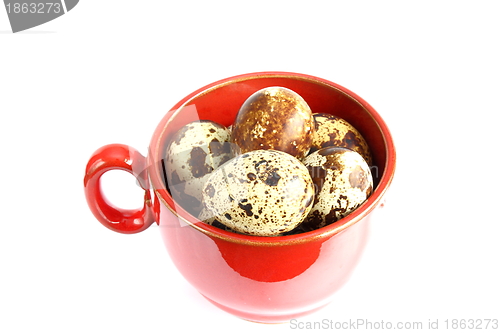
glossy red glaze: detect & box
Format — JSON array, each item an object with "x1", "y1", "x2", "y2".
[
  {"x1": 84, "y1": 144, "x2": 155, "y2": 234},
  {"x1": 84, "y1": 72, "x2": 396, "y2": 323}
]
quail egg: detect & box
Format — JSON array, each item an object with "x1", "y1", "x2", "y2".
[
  {"x1": 198, "y1": 206, "x2": 236, "y2": 232},
  {"x1": 165, "y1": 120, "x2": 234, "y2": 216},
  {"x1": 311, "y1": 113, "x2": 372, "y2": 165},
  {"x1": 302, "y1": 147, "x2": 373, "y2": 231},
  {"x1": 202, "y1": 149, "x2": 315, "y2": 236},
  {"x1": 231, "y1": 87, "x2": 315, "y2": 160}
]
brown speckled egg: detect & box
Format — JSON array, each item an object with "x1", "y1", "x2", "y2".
[
  {"x1": 165, "y1": 120, "x2": 234, "y2": 216},
  {"x1": 311, "y1": 113, "x2": 372, "y2": 166},
  {"x1": 231, "y1": 87, "x2": 315, "y2": 160},
  {"x1": 202, "y1": 150, "x2": 314, "y2": 236},
  {"x1": 302, "y1": 147, "x2": 373, "y2": 231}
]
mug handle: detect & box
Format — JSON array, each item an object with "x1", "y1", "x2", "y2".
[{"x1": 84, "y1": 144, "x2": 156, "y2": 234}]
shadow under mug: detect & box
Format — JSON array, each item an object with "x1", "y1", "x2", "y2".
[{"x1": 84, "y1": 72, "x2": 396, "y2": 323}]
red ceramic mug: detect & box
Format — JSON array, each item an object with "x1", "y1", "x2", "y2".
[{"x1": 84, "y1": 72, "x2": 396, "y2": 323}]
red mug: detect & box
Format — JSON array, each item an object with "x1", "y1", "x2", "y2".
[{"x1": 84, "y1": 72, "x2": 396, "y2": 323}]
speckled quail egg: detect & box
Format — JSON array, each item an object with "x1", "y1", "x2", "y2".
[
  {"x1": 231, "y1": 87, "x2": 315, "y2": 160},
  {"x1": 311, "y1": 113, "x2": 372, "y2": 166},
  {"x1": 302, "y1": 147, "x2": 373, "y2": 231},
  {"x1": 202, "y1": 149, "x2": 315, "y2": 236},
  {"x1": 199, "y1": 204, "x2": 306, "y2": 236},
  {"x1": 198, "y1": 206, "x2": 236, "y2": 232},
  {"x1": 165, "y1": 120, "x2": 234, "y2": 216}
]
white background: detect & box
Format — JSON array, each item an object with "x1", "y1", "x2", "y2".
[{"x1": 1, "y1": 1, "x2": 499, "y2": 332}]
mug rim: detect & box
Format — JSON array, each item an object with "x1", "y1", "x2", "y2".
[{"x1": 148, "y1": 71, "x2": 396, "y2": 246}]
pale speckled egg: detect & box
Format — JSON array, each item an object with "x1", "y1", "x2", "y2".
[
  {"x1": 202, "y1": 150, "x2": 315, "y2": 236},
  {"x1": 199, "y1": 205, "x2": 306, "y2": 236},
  {"x1": 311, "y1": 113, "x2": 373, "y2": 166},
  {"x1": 302, "y1": 147, "x2": 373, "y2": 231},
  {"x1": 198, "y1": 206, "x2": 236, "y2": 232},
  {"x1": 165, "y1": 120, "x2": 234, "y2": 216},
  {"x1": 231, "y1": 87, "x2": 315, "y2": 160}
]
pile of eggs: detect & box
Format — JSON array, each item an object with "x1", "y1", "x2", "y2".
[{"x1": 164, "y1": 87, "x2": 373, "y2": 236}]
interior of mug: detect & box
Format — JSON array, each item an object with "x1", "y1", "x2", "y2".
[{"x1": 149, "y1": 72, "x2": 395, "y2": 242}]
